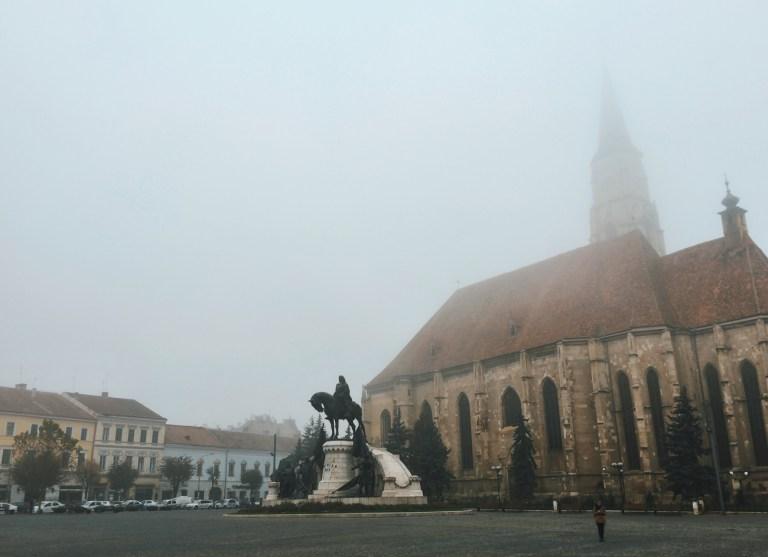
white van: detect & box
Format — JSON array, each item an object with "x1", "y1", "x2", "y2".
[{"x1": 164, "y1": 496, "x2": 193, "y2": 509}]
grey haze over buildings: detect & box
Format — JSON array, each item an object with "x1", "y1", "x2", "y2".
[{"x1": 0, "y1": 2, "x2": 766, "y2": 429}]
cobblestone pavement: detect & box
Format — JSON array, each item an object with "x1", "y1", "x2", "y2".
[{"x1": 1, "y1": 509, "x2": 766, "y2": 557}]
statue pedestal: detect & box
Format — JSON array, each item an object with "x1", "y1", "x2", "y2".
[
  {"x1": 308, "y1": 440, "x2": 354, "y2": 499},
  {"x1": 264, "y1": 481, "x2": 280, "y2": 503}
]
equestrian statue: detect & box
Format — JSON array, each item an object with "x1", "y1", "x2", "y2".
[{"x1": 309, "y1": 375, "x2": 366, "y2": 440}]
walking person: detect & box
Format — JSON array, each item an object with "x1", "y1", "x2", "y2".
[{"x1": 593, "y1": 500, "x2": 607, "y2": 542}]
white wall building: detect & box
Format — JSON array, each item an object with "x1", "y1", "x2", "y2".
[{"x1": 162, "y1": 425, "x2": 294, "y2": 501}]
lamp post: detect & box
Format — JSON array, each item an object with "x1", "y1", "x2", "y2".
[
  {"x1": 729, "y1": 469, "x2": 750, "y2": 508},
  {"x1": 490, "y1": 464, "x2": 503, "y2": 509},
  {"x1": 611, "y1": 461, "x2": 625, "y2": 513}
]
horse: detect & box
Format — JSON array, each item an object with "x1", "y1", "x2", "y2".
[{"x1": 309, "y1": 392, "x2": 366, "y2": 440}]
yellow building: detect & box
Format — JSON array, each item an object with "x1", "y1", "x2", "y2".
[{"x1": 0, "y1": 384, "x2": 97, "y2": 504}]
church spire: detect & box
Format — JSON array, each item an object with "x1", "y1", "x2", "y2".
[
  {"x1": 589, "y1": 74, "x2": 666, "y2": 255},
  {"x1": 596, "y1": 72, "x2": 636, "y2": 158}
]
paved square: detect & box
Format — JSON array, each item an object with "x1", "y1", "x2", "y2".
[{"x1": 0, "y1": 510, "x2": 765, "y2": 556}]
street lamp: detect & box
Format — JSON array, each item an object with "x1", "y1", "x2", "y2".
[
  {"x1": 610, "y1": 462, "x2": 625, "y2": 514},
  {"x1": 490, "y1": 465, "x2": 503, "y2": 509}
]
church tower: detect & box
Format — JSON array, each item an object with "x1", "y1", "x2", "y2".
[{"x1": 590, "y1": 77, "x2": 666, "y2": 254}]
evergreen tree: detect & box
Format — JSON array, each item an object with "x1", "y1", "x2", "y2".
[
  {"x1": 408, "y1": 406, "x2": 452, "y2": 500},
  {"x1": 510, "y1": 419, "x2": 537, "y2": 500},
  {"x1": 663, "y1": 388, "x2": 714, "y2": 502},
  {"x1": 385, "y1": 410, "x2": 411, "y2": 464}
]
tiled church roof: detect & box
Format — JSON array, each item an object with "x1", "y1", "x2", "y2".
[{"x1": 367, "y1": 230, "x2": 768, "y2": 387}]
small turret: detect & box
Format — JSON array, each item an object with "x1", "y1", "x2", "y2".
[{"x1": 720, "y1": 176, "x2": 748, "y2": 250}]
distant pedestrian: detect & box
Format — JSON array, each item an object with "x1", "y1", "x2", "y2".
[{"x1": 593, "y1": 501, "x2": 607, "y2": 542}]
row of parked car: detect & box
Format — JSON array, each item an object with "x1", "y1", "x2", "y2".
[{"x1": 0, "y1": 497, "x2": 244, "y2": 514}]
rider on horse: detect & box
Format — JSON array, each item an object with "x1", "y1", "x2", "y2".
[{"x1": 334, "y1": 375, "x2": 354, "y2": 419}]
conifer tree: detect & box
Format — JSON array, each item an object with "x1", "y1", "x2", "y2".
[
  {"x1": 510, "y1": 419, "x2": 537, "y2": 500},
  {"x1": 663, "y1": 388, "x2": 714, "y2": 502},
  {"x1": 408, "y1": 407, "x2": 452, "y2": 500},
  {"x1": 385, "y1": 410, "x2": 411, "y2": 464}
]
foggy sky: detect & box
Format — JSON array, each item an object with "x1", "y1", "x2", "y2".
[{"x1": 1, "y1": 2, "x2": 766, "y2": 430}]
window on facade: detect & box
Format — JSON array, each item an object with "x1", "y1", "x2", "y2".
[
  {"x1": 112, "y1": 455, "x2": 120, "y2": 467},
  {"x1": 617, "y1": 371, "x2": 641, "y2": 470},
  {"x1": 458, "y1": 393, "x2": 473, "y2": 470},
  {"x1": 151, "y1": 430, "x2": 159, "y2": 444},
  {"x1": 704, "y1": 364, "x2": 731, "y2": 468},
  {"x1": 647, "y1": 368, "x2": 668, "y2": 466},
  {"x1": 128, "y1": 429, "x2": 135, "y2": 443},
  {"x1": 65, "y1": 426, "x2": 72, "y2": 438},
  {"x1": 265, "y1": 462, "x2": 271, "y2": 477},
  {"x1": 542, "y1": 378, "x2": 563, "y2": 450},
  {"x1": 30, "y1": 424, "x2": 38, "y2": 436},
  {"x1": 741, "y1": 360, "x2": 768, "y2": 466},
  {"x1": 77, "y1": 452, "x2": 85, "y2": 466},
  {"x1": 197, "y1": 460, "x2": 203, "y2": 477},
  {"x1": 418, "y1": 401, "x2": 431, "y2": 423},
  {"x1": 140, "y1": 429, "x2": 147, "y2": 444},
  {"x1": 240, "y1": 462, "x2": 247, "y2": 477},
  {"x1": 115, "y1": 427, "x2": 123, "y2": 442},
  {"x1": 228, "y1": 461, "x2": 235, "y2": 477},
  {"x1": 380, "y1": 410, "x2": 391, "y2": 443},
  {"x1": 125, "y1": 455, "x2": 133, "y2": 468},
  {"x1": 1, "y1": 449, "x2": 11, "y2": 466},
  {"x1": 138, "y1": 456, "x2": 145, "y2": 472},
  {"x1": 80, "y1": 428, "x2": 88, "y2": 441},
  {"x1": 5, "y1": 422, "x2": 14, "y2": 436},
  {"x1": 102, "y1": 427, "x2": 110, "y2": 441},
  {"x1": 149, "y1": 457, "x2": 156, "y2": 473},
  {"x1": 502, "y1": 387, "x2": 523, "y2": 428},
  {"x1": 99, "y1": 455, "x2": 107, "y2": 471}
]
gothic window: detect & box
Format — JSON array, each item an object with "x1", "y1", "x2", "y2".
[
  {"x1": 704, "y1": 364, "x2": 731, "y2": 468},
  {"x1": 501, "y1": 387, "x2": 523, "y2": 428},
  {"x1": 380, "y1": 410, "x2": 391, "y2": 443},
  {"x1": 617, "y1": 371, "x2": 641, "y2": 470},
  {"x1": 458, "y1": 393, "x2": 474, "y2": 470},
  {"x1": 646, "y1": 368, "x2": 668, "y2": 466},
  {"x1": 740, "y1": 361, "x2": 768, "y2": 466},
  {"x1": 420, "y1": 400, "x2": 433, "y2": 422},
  {"x1": 542, "y1": 378, "x2": 562, "y2": 450}
]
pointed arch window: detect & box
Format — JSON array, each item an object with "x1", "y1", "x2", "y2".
[
  {"x1": 502, "y1": 387, "x2": 523, "y2": 428},
  {"x1": 740, "y1": 361, "x2": 768, "y2": 466},
  {"x1": 458, "y1": 393, "x2": 474, "y2": 470},
  {"x1": 617, "y1": 371, "x2": 641, "y2": 470},
  {"x1": 420, "y1": 400, "x2": 433, "y2": 423},
  {"x1": 704, "y1": 364, "x2": 731, "y2": 468},
  {"x1": 542, "y1": 378, "x2": 562, "y2": 450},
  {"x1": 646, "y1": 368, "x2": 668, "y2": 466},
  {"x1": 380, "y1": 409, "x2": 391, "y2": 444}
]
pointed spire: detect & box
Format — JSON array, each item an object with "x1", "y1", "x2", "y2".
[{"x1": 596, "y1": 72, "x2": 636, "y2": 158}]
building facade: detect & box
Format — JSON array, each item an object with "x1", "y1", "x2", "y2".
[
  {"x1": 0, "y1": 384, "x2": 97, "y2": 504},
  {"x1": 363, "y1": 91, "x2": 768, "y2": 504},
  {"x1": 162, "y1": 425, "x2": 294, "y2": 502},
  {"x1": 64, "y1": 392, "x2": 166, "y2": 501}
]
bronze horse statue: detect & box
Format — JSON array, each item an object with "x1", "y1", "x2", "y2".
[{"x1": 309, "y1": 392, "x2": 365, "y2": 440}]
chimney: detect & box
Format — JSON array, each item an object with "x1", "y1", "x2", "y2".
[
  {"x1": 720, "y1": 182, "x2": 748, "y2": 251},
  {"x1": 15, "y1": 383, "x2": 27, "y2": 390},
  {"x1": 101, "y1": 391, "x2": 109, "y2": 398}
]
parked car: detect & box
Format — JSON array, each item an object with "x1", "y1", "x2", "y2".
[
  {"x1": 141, "y1": 500, "x2": 159, "y2": 511},
  {"x1": 33, "y1": 501, "x2": 67, "y2": 514},
  {"x1": 123, "y1": 500, "x2": 143, "y2": 511},
  {"x1": 214, "y1": 498, "x2": 239, "y2": 509},
  {"x1": 0, "y1": 502, "x2": 18, "y2": 514},
  {"x1": 110, "y1": 501, "x2": 125, "y2": 513},
  {"x1": 81, "y1": 501, "x2": 107, "y2": 513},
  {"x1": 185, "y1": 499, "x2": 213, "y2": 510}
]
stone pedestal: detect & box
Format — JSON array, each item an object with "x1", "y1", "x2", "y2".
[
  {"x1": 264, "y1": 481, "x2": 280, "y2": 503},
  {"x1": 309, "y1": 440, "x2": 354, "y2": 499}
]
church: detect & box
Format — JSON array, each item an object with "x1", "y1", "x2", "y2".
[{"x1": 362, "y1": 83, "x2": 768, "y2": 504}]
